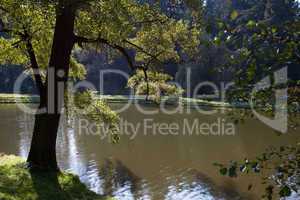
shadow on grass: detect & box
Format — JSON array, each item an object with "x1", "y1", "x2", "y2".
[
  {"x1": 0, "y1": 155, "x2": 112, "y2": 200},
  {"x1": 29, "y1": 170, "x2": 112, "y2": 200},
  {"x1": 29, "y1": 171, "x2": 66, "y2": 200}
]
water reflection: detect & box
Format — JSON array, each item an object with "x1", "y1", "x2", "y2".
[
  {"x1": 80, "y1": 158, "x2": 243, "y2": 200},
  {"x1": 17, "y1": 113, "x2": 33, "y2": 158},
  {"x1": 1, "y1": 105, "x2": 298, "y2": 199},
  {"x1": 98, "y1": 159, "x2": 142, "y2": 199},
  {"x1": 15, "y1": 112, "x2": 245, "y2": 200}
]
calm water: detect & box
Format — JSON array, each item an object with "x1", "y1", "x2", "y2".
[{"x1": 0, "y1": 104, "x2": 299, "y2": 200}]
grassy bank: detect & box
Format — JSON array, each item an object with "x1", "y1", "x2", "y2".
[
  {"x1": 0, "y1": 94, "x2": 40, "y2": 104},
  {"x1": 0, "y1": 93, "x2": 249, "y2": 108},
  {"x1": 0, "y1": 154, "x2": 113, "y2": 200}
]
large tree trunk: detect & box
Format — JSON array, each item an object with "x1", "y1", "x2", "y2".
[
  {"x1": 27, "y1": 113, "x2": 61, "y2": 170},
  {"x1": 27, "y1": 5, "x2": 76, "y2": 171}
]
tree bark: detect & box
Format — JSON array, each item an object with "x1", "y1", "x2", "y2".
[
  {"x1": 27, "y1": 4, "x2": 76, "y2": 171},
  {"x1": 27, "y1": 113, "x2": 61, "y2": 170}
]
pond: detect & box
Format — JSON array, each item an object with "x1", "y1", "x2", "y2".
[{"x1": 0, "y1": 104, "x2": 299, "y2": 200}]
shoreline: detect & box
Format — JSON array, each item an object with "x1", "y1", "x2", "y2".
[{"x1": 0, "y1": 93, "x2": 250, "y2": 109}]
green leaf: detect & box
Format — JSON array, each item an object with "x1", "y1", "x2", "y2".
[
  {"x1": 230, "y1": 10, "x2": 239, "y2": 20},
  {"x1": 279, "y1": 186, "x2": 292, "y2": 197},
  {"x1": 213, "y1": 163, "x2": 223, "y2": 167},
  {"x1": 228, "y1": 165, "x2": 237, "y2": 177},
  {"x1": 246, "y1": 20, "x2": 256, "y2": 28},
  {"x1": 219, "y1": 168, "x2": 228, "y2": 176}
]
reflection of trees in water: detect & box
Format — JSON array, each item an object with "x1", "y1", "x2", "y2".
[
  {"x1": 189, "y1": 169, "x2": 257, "y2": 200},
  {"x1": 15, "y1": 113, "x2": 256, "y2": 200},
  {"x1": 17, "y1": 113, "x2": 34, "y2": 158},
  {"x1": 190, "y1": 169, "x2": 239, "y2": 199},
  {"x1": 97, "y1": 160, "x2": 251, "y2": 200},
  {"x1": 99, "y1": 159, "x2": 143, "y2": 199},
  {"x1": 17, "y1": 113, "x2": 71, "y2": 159},
  {"x1": 57, "y1": 114, "x2": 89, "y2": 179}
]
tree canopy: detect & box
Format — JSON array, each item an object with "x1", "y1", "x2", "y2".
[
  {"x1": 0, "y1": 0, "x2": 200, "y2": 80},
  {"x1": 0, "y1": 0, "x2": 202, "y2": 170}
]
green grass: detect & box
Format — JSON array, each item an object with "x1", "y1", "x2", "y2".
[
  {"x1": 0, "y1": 93, "x2": 249, "y2": 108},
  {"x1": 0, "y1": 154, "x2": 114, "y2": 200},
  {"x1": 97, "y1": 95, "x2": 249, "y2": 108},
  {"x1": 0, "y1": 94, "x2": 39, "y2": 104}
]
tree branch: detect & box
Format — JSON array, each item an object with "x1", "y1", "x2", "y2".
[
  {"x1": 0, "y1": 22, "x2": 44, "y2": 92},
  {"x1": 124, "y1": 39, "x2": 164, "y2": 64},
  {"x1": 130, "y1": 18, "x2": 168, "y2": 26},
  {"x1": 75, "y1": 35, "x2": 169, "y2": 73},
  {"x1": 24, "y1": 32, "x2": 45, "y2": 93},
  {"x1": 75, "y1": 35, "x2": 136, "y2": 70},
  {"x1": 0, "y1": 19, "x2": 4, "y2": 31},
  {"x1": 0, "y1": 5, "x2": 8, "y2": 13},
  {"x1": 0, "y1": 22, "x2": 26, "y2": 37}
]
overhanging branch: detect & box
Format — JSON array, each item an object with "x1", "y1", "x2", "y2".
[
  {"x1": 75, "y1": 35, "x2": 135, "y2": 70},
  {"x1": 124, "y1": 39, "x2": 163, "y2": 64},
  {"x1": 75, "y1": 36, "x2": 166, "y2": 71}
]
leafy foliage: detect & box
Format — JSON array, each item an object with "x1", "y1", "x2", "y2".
[
  {"x1": 0, "y1": 0, "x2": 200, "y2": 142},
  {"x1": 127, "y1": 69, "x2": 183, "y2": 103},
  {"x1": 0, "y1": 0, "x2": 200, "y2": 82},
  {"x1": 70, "y1": 90, "x2": 120, "y2": 143},
  {"x1": 206, "y1": 1, "x2": 300, "y2": 199},
  {"x1": 0, "y1": 0, "x2": 55, "y2": 67},
  {"x1": 209, "y1": 0, "x2": 300, "y2": 85},
  {"x1": 215, "y1": 144, "x2": 300, "y2": 199}
]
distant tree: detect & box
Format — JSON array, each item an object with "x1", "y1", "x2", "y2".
[
  {"x1": 204, "y1": 0, "x2": 232, "y2": 36},
  {"x1": 128, "y1": 69, "x2": 183, "y2": 102}
]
